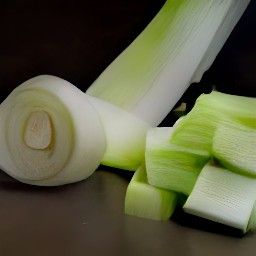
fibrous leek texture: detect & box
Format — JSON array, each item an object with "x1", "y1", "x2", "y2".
[
  {"x1": 170, "y1": 91, "x2": 256, "y2": 152},
  {"x1": 183, "y1": 163, "x2": 256, "y2": 233},
  {"x1": 87, "y1": 0, "x2": 251, "y2": 126},
  {"x1": 0, "y1": 75, "x2": 149, "y2": 185},
  {"x1": 125, "y1": 165, "x2": 178, "y2": 221},
  {"x1": 143, "y1": 91, "x2": 256, "y2": 231},
  {"x1": 145, "y1": 127, "x2": 209, "y2": 195},
  {"x1": 212, "y1": 124, "x2": 256, "y2": 177}
]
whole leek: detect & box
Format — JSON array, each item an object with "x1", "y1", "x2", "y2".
[
  {"x1": 0, "y1": 0, "x2": 251, "y2": 186},
  {"x1": 0, "y1": 75, "x2": 149, "y2": 185}
]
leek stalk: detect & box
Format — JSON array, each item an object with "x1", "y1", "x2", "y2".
[
  {"x1": 0, "y1": 0, "x2": 251, "y2": 185},
  {"x1": 0, "y1": 75, "x2": 149, "y2": 185},
  {"x1": 87, "y1": 0, "x2": 251, "y2": 126}
]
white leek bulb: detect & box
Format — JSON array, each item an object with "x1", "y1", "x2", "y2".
[
  {"x1": 0, "y1": 75, "x2": 107, "y2": 185},
  {"x1": 0, "y1": 75, "x2": 150, "y2": 185},
  {"x1": 86, "y1": 96, "x2": 150, "y2": 171}
]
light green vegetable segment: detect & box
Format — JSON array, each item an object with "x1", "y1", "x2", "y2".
[
  {"x1": 145, "y1": 127, "x2": 209, "y2": 195},
  {"x1": 125, "y1": 165, "x2": 178, "y2": 221},
  {"x1": 247, "y1": 201, "x2": 256, "y2": 232},
  {"x1": 183, "y1": 163, "x2": 256, "y2": 233},
  {"x1": 87, "y1": 0, "x2": 251, "y2": 126},
  {"x1": 170, "y1": 91, "x2": 256, "y2": 152},
  {"x1": 212, "y1": 124, "x2": 256, "y2": 177},
  {"x1": 143, "y1": 91, "x2": 256, "y2": 233}
]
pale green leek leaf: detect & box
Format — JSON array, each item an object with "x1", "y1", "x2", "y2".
[
  {"x1": 170, "y1": 91, "x2": 256, "y2": 152},
  {"x1": 87, "y1": 0, "x2": 250, "y2": 126},
  {"x1": 145, "y1": 127, "x2": 209, "y2": 195}
]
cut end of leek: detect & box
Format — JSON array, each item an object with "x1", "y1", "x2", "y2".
[
  {"x1": 0, "y1": 75, "x2": 106, "y2": 186},
  {"x1": 247, "y1": 200, "x2": 256, "y2": 232},
  {"x1": 125, "y1": 165, "x2": 178, "y2": 221},
  {"x1": 183, "y1": 163, "x2": 256, "y2": 233},
  {"x1": 212, "y1": 124, "x2": 256, "y2": 177},
  {"x1": 24, "y1": 110, "x2": 52, "y2": 150}
]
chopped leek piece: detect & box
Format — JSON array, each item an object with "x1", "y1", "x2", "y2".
[
  {"x1": 171, "y1": 91, "x2": 256, "y2": 152},
  {"x1": 145, "y1": 127, "x2": 210, "y2": 195},
  {"x1": 125, "y1": 165, "x2": 178, "y2": 221},
  {"x1": 87, "y1": 0, "x2": 250, "y2": 126},
  {"x1": 247, "y1": 200, "x2": 256, "y2": 232},
  {"x1": 212, "y1": 124, "x2": 256, "y2": 177},
  {"x1": 183, "y1": 163, "x2": 256, "y2": 233}
]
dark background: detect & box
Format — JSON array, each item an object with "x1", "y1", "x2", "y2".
[
  {"x1": 0, "y1": 0, "x2": 166, "y2": 101},
  {"x1": 0, "y1": 0, "x2": 256, "y2": 103},
  {"x1": 0, "y1": 1, "x2": 256, "y2": 255}
]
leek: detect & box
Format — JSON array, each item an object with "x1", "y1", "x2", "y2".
[
  {"x1": 143, "y1": 91, "x2": 256, "y2": 231},
  {"x1": 0, "y1": 0, "x2": 251, "y2": 185},
  {"x1": 145, "y1": 127, "x2": 209, "y2": 195},
  {"x1": 183, "y1": 163, "x2": 256, "y2": 233},
  {"x1": 212, "y1": 124, "x2": 256, "y2": 177},
  {"x1": 247, "y1": 200, "x2": 256, "y2": 232},
  {"x1": 87, "y1": 0, "x2": 250, "y2": 126},
  {"x1": 0, "y1": 75, "x2": 149, "y2": 185},
  {"x1": 145, "y1": 92, "x2": 256, "y2": 194},
  {"x1": 125, "y1": 165, "x2": 178, "y2": 221},
  {"x1": 170, "y1": 91, "x2": 256, "y2": 152},
  {"x1": 85, "y1": 96, "x2": 150, "y2": 171}
]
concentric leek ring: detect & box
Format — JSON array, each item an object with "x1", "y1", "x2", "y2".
[{"x1": 0, "y1": 75, "x2": 106, "y2": 186}]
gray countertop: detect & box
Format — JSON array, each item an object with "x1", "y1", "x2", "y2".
[{"x1": 0, "y1": 169, "x2": 256, "y2": 256}]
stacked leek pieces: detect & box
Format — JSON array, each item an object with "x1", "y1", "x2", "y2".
[{"x1": 125, "y1": 91, "x2": 256, "y2": 234}]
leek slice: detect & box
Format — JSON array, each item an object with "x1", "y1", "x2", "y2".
[
  {"x1": 145, "y1": 127, "x2": 209, "y2": 195},
  {"x1": 87, "y1": 0, "x2": 250, "y2": 126},
  {"x1": 125, "y1": 165, "x2": 178, "y2": 221},
  {"x1": 212, "y1": 124, "x2": 256, "y2": 177},
  {"x1": 183, "y1": 163, "x2": 256, "y2": 233},
  {"x1": 247, "y1": 200, "x2": 256, "y2": 232},
  {"x1": 170, "y1": 91, "x2": 256, "y2": 151}
]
